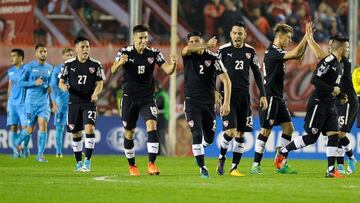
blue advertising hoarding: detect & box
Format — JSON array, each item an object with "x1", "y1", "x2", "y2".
[{"x1": 0, "y1": 115, "x2": 359, "y2": 159}]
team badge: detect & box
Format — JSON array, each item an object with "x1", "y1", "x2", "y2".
[
  {"x1": 122, "y1": 121, "x2": 127, "y2": 127},
  {"x1": 69, "y1": 124, "x2": 75, "y2": 130},
  {"x1": 246, "y1": 53, "x2": 251, "y2": 59},
  {"x1": 311, "y1": 128, "x2": 319, "y2": 135},
  {"x1": 188, "y1": 120, "x2": 194, "y2": 128},
  {"x1": 223, "y1": 120, "x2": 229, "y2": 127},
  {"x1": 89, "y1": 67, "x2": 95, "y2": 73},
  {"x1": 147, "y1": 57, "x2": 154, "y2": 64},
  {"x1": 204, "y1": 60, "x2": 211, "y2": 67}
]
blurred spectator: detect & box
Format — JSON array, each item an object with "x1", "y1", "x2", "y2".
[
  {"x1": 203, "y1": 0, "x2": 225, "y2": 38},
  {"x1": 219, "y1": 0, "x2": 241, "y2": 42},
  {"x1": 251, "y1": 7, "x2": 272, "y2": 39},
  {"x1": 267, "y1": 0, "x2": 292, "y2": 19},
  {"x1": 154, "y1": 82, "x2": 170, "y2": 155},
  {"x1": 34, "y1": 20, "x2": 47, "y2": 45}
]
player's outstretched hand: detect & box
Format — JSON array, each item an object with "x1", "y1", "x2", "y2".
[
  {"x1": 259, "y1": 96, "x2": 268, "y2": 111},
  {"x1": 91, "y1": 94, "x2": 98, "y2": 102},
  {"x1": 207, "y1": 36, "x2": 217, "y2": 48},
  {"x1": 35, "y1": 77, "x2": 43, "y2": 86},
  {"x1": 331, "y1": 86, "x2": 340, "y2": 97},
  {"x1": 339, "y1": 94, "x2": 348, "y2": 105},
  {"x1": 120, "y1": 54, "x2": 128, "y2": 65},
  {"x1": 59, "y1": 83, "x2": 69, "y2": 91},
  {"x1": 220, "y1": 103, "x2": 230, "y2": 116}
]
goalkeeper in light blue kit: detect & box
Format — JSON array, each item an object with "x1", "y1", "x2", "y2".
[
  {"x1": 50, "y1": 48, "x2": 74, "y2": 158},
  {"x1": 7, "y1": 49, "x2": 27, "y2": 158},
  {"x1": 16, "y1": 44, "x2": 53, "y2": 162}
]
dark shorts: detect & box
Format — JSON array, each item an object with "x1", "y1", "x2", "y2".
[
  {"x1": 221, "y1": 94, "x2": 253, "y2": 132},
  {"x1": 121, "y1": 95, "x2": 158, "y2": 130},
  {"x1": 259, "y1": 96, "x2": 291, "y2": 129},
  {"x1": 184, "y1": 99, "x2": 216, "y2": 136},
  {"x1": 304, "y1": 99, "x2": 339, "y2": 135},
  {"x1": 67, "y1": 102, "x2": 97, "y2": 133},
  {"x1": 336, "y1": 97, "x2": 359, "y2": 132}
]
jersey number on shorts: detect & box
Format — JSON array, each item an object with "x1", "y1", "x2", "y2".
[
  {"x1": 138, "y1": 65, "x2": 145, "y2": 74},
  {"x1": 88, "y1": 110, "x2": 97, "y2": 121},
  {"x1": 78, "y1": 75, "x2": 87, "y2": 84}
]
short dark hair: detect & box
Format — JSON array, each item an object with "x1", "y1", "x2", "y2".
[
  {"x1": 330, "y1": 34, "x2": 349, "y2": 43},
  {"x1": 232, "y1": 20, "x2": 246, "y2": 29},
  {"x1": 11, "y1": 48, "x2": 24, "y2": 60},
  {"x1": 74, "y1": 36, "x2": 89, "y2": 45},
  {"x1": 187, "y1": 31, "x2": 202, "y2": 40},
  {"x1": 35, "y1": 43, "x2": 46, "y2": 50},
  {"x1": 133, "y1": 24, "x2": 149, "y2": 33}
]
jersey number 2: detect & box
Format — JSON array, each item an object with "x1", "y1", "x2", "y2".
[{"x1": 199, "y1": 65, "x2": 204, "y2": 74}]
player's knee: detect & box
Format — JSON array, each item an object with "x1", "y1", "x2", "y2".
[
  {"x1": 283, "y1": 125, "x2": 294, "y2": 135},
  {"x1": 339, "y1": 131, "x2": 346, "y2": 139},
  {"x1": 124, "y1": 129, "x2": 135, "y2": 140},
  {"x1": 84, "y1": 124, "x2": 95, "y2": 134},
  {"x1": 237, "y1": 131, "x2": 245, "y2": 138},
  {"x1": 72, "y1": 132, "x2": 82, "y2": 141},
  {"x1": 224, "y1": 129, "x2": 237, "y2": 137},
  {"x1": 192, "y1": 128, "x2": 202, "y2": 144},
  {"x1": 145, "y1": 120, "x2": 157, "y2": 131},
  {"x1": 25, "y1": 127, "x2": 33, "y2": 135},
  {"x1": 260, "y1": 128, "x2": 271, "y2": 136}
]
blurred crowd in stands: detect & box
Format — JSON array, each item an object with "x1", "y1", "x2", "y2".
[{"x1": 32, "y1": 0, "x2": 356, "y2": 47}]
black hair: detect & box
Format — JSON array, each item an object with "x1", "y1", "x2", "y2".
[
  {"x1": 330, "y1": 34, "x2": 349, "y2": 43},
  {"x1": 133, "y1": 24, "x2": 149, "y2": 33},
  {"x1": 74, "y1": 36, "x2": 89, "y2": 45},
  {"x1": 232, "y1": 20, "x2": 246, "y2": 28},
  {"x1": 11, "y1": 48, "x2": 24, "y2": 60},
  {"x1": 187, "y1": 31, "x2": 202, "y2": 40},
  {"x1": 35, "y1": 43, "x2": 46, "y2": 50}
]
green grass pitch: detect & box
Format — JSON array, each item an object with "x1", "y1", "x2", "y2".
[{"x1": 0, "y1": 155, "x2": 358, "y2": 203}]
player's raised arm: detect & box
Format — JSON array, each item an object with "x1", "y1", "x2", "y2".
[
  {"x1": 305, "y1": 22, "x2": 328, "y2": 59},
  {"x1": 283, "y1": 29, "x2": 308, "y2": 60},
  {"x1": 182, "y1": 33, "x2": 217, "y2": 56},
  {"x1": 160, "y1": 54, "x2": 177, "y2": 75},
  {"x1": 218, "y1": 72, "x2": 231, "y2": 116},
  {"x1": 111, "y1": 53, "x2": 128, "y2": 74}
]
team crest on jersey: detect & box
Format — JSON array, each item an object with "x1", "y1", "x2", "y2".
[
  {"x1": 147, "y1": 57, "x2": 154, "y2": 64},
  {"x1": 188, "y1": 120, "x2": 194, "y2": 127},
  {"x1": 69, "y1": 124, "x2": 75, "y2": 130},
  {"x1": 89, "y1": 67, "x2": 95, "y2": 73},
  {"x1": 223, "y1": 120, "x2": 229, "y2": 127},
  {"x1": 311, "y1": 128, "x2": 319, "y2": 135},
  {"x1": 246, "y1": 53, "x2": 252, "y2": 59},
  {"x1": 122, "y1": 121, "x2": 127, "y2": 127},
  {"x1": 204, "y1": 60, "x2": 211, "y2": 67}
]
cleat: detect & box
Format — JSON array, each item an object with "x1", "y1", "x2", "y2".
[
  {"x1": 129, "y1": 165, "x2": 140, "y2": 176},
  {"x1": 147, "y1": 162, "x2": 160, "y2": 175},
  {"x1": 23, "y1": 148, "x2": 30, "y2": 158},
  {"x1": 12, "y1": 151, "x2": 20, "y2": 159},
  {"x1": 16, "y1": 145, "x2": 23, "y2": 155},
  {"x1": 250, "y1": 165, "x2": 263, "y2": 174},
  {"x1": 229, "y1": 168, "x2": 245, "y2": 177},
  {"x1": 276, "y1": 164, "x2": 298, "y2": 174},
  {"x1": 75, "y1": 161, "x2": 83, "y2": 172},
  {"x1": 274, "y1": 153, "x2": 286, "y2": 169},
  {"x1": 216, "y1": 158, "x2": 225, "y2": 175},
  {"x1": 325, "y1": 170, "x2": 345, "y2": 178},
  {"x1": 36, "y1": 156, "x2": 48, "y2": 163},
  {"x1": 82, "y1": 159, "x2": 91, "y2": 172},
  {"x1": 347, "y1": 158, "x2": 357, "y2": 174},
  {"x1": 56, "y1": 154, "x2": 63, "y2": 158},
  {"x1": 200, "y1": 167, "x2": 209, "y2": 178},
  {"x1": 337, "y1": 164, "x2": 346, "y2": 175}
]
